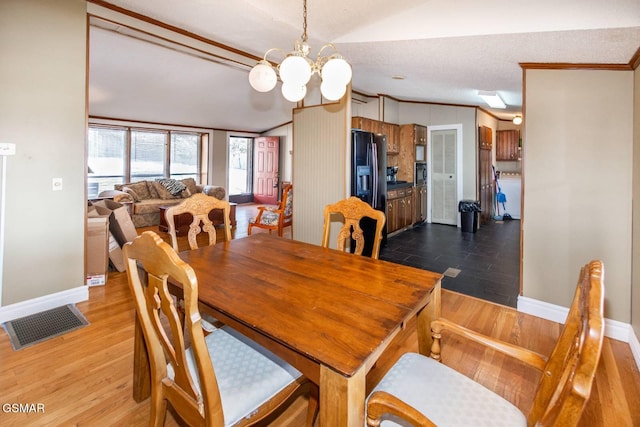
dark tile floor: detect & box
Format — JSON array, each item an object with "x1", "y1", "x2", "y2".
[{"x1": 380, "y1": 219, "x2": 521, "y2": 307}]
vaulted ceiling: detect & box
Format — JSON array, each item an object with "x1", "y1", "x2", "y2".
[{"x1": 88, "y1": 0, "x2": 640, "y2": 132}]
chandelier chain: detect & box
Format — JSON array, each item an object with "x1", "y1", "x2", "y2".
[
  {"x1": 248, "y1": 0, "x2": 351, "y2": 101},
  {"x1": 301, "y1": 0, "x2": 308, "y2": 42}
]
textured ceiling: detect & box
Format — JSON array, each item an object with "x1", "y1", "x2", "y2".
[{"x1": 88, "y1": 0, "x2": 640, "y2": 132}]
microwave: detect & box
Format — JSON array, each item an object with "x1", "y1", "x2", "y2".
[{"x1": 415, "y1": 162, "x2": 427, "y2": 186}]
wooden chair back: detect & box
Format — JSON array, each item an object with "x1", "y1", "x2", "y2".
[
  {"x1": 321, "y1": 196, "x2": 386, "y2": 260},
  {"x1": 248, "y1": 184, "x2": 293, "y2": 237},
  {"x1": 123, "y1": 231, "x2": 223, "y2": 426},
  {"x1": 165, "y1": 193, "x2": 232, "y2": 251},
  {"x1": 528, "y1": 260, "x2": 604, "y2": 426}
]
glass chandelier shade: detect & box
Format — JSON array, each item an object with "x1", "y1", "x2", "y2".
[
  {"x1": 248, "y1": 0, "x2": 352, "y2": 103},
  {"x1": 281, "y1": 82, "x2": 307, "y2": 102},
  {"x1": 248, "y1": 61, "x2": 277, "y2": 92}
]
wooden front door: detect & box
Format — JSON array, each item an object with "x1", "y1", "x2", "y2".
[{"x1": 253, "y1": 136, "x2": 279, "y2": 205}]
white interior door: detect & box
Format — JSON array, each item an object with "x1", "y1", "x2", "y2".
[{"x1": 429, "y1": 128, "x2": 458, "y2": 225}]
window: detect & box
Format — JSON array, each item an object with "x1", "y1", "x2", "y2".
[
  {"x1": 170, "y1": 133, "x2": 199, "y2": 180},
  {"x1": 87, "y1": 127, "x2": 126, "y2": 197},
  {"x1": 88, "y1": 125, "x2": 204, "y2": 197},
  {"x1": 130, "y1": 130, "x2": 166, "y2": 181},
  {"x1": 228, "y1": 136, "x2": 253, "y2": 196}
]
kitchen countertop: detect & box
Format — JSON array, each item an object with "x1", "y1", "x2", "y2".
[
  {"x1": 498, "y1": 172, "x2": 521, "y2": 179},
  {"x1": 387, "y1": 181, "x2": 414, "y2": 190}
]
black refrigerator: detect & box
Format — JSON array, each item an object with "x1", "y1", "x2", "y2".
[{"x1": 351, "y1": 129, "x2": 387, "y2": 256}]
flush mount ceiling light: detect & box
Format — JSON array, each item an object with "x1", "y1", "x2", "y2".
[
  {"x1": 478, "y1": 90, "x2": 506, "y2": 109},
  {"x1": 248, "y1": 0, "x2": 352, "y2": 102},
  {"x1": 513, "y1": 115, "x2": 523, "y2": 125}
]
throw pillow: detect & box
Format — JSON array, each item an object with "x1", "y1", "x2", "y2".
[
  {"x1": 121, "y1": 186, "x2": 140, "y2": 202},
  {"x1": 147, "y1": 180, "x2": 160, "y2": 199},
  {"x1": 151, "y1": 181, "x2": 179, "y2": 200},
  {"x1": 156, "y1": 178, "x2": 187, "y2": 196},
  {"x1": 126, "y1": 181, "x2": 152, "y2": 200},
  {"x1": 181, "y1": 177, "x2": 199, "y2": 195}
]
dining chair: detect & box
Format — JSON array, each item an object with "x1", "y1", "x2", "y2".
[
  {"x1": 322, "y1": 196, "x2": 386, "y2": 260},
  {"x1": 248, "y1": 184, "x2": 293, "y2": 238},
  {"x1": 165, "y1": 193, "x2": 232, "y2": 252},
  {"x1": 366, "y1": 260, "x2": 605, "y2": 427},
  {"x1": 123, "y1": 231, "x2": 317, "y2": 427}
]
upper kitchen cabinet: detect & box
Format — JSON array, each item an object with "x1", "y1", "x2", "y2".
[
  {"x1": 352, "y1": 116, "x2": 380, "y2": 134},
  {"x1": 380, "y1": 122, "x2": 399, "y2": 154},
  {"x1": 416, "y1": 125, "x2": 427, "y2": 145},
  {"x1": 352, "y1": 117, "x2": 399, "y2": 154},
  {"x1": 397, "y1": 124, "x2": 419, "y2": 182},
  {"x1": 479, "y1": 125, "x2": 492, "y2": 150},
  {"x1": 496, "y1": 130, "x2": 520, "y2": 160},
  {"x1": 478, "y1": 126, "x2": 493, "y2": 225},
  {"x1": 400, "y1": 124, "x2": 427, "y2": 146}
]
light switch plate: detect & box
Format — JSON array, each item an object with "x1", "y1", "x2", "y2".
[{"x1": 0, "y1": 143, "x2": 16, "y2": 156}]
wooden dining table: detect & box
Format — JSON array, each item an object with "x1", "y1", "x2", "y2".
[{"x1": 132, "y1": 233, "x2": 442, "y2": 426}]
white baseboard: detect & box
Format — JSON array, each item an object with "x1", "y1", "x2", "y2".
[
  {"x1": 630, "y1": 328, "x2": 640, "y2": 373},
  {"x1": 518, "y1": 295, "x2": 633, "y2": 342},
  {"x1": 0, "y1": 286, "x2": 88, "y2": 324},
  {"x1": 517, "y1": 295, "x2": 570, "y2": 324},
  {"x1": 518, "y1": 295, "x2": 640, "y2": 369}
]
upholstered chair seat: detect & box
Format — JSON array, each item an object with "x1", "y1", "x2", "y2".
[
  {"x1": 366, "y1": 260, "x2": 605, "y2": 427},
  {"x1": 255, "y1": 209, "x2": 280, "y2": 226},
  {"x1": 123, "y1": 231, "x2": 316, "y2": 426},
  {"x1": 368, "y1": 352, "x2": 526, "y2": 426},
  {"x1": 167, "y1": 325, "x2": 302, "y2": 426},
  {"x1": 248, "y1": 184, "x2": 293, "y2": 238}
]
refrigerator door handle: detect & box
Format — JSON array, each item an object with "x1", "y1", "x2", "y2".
[{"x1": 371, "y1": 142, "x2": 378, "y2": 209}]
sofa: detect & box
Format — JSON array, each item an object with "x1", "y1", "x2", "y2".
[{"x1": 98, "y1": 178, "x2": 225, "y2": 228}]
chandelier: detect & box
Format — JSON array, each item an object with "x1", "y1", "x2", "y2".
[{"x1": 248, "y1": 0, "x2": 352, "y2": 102}]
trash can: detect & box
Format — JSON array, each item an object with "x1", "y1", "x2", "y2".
[{"x1": 458, "y1": 200, "x2": 481, "y2": 233}]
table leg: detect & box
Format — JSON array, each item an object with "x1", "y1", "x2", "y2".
[
  {"x1": 133, "y1": 312, "x2": 151, "y2": 402},
  {"x1": 417, "y1": 280, "x2": 442, "y2": 356},
  {"x1": 319, "y1": 365, "x2": 366, "y2": 427}
]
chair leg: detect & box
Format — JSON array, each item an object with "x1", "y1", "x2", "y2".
[
  {"x1": 150, "y1": 393, "x2": 167, "y2": 427},
  {"x1": 305, "y1": 383, "x2": 319, "y2": 427}
]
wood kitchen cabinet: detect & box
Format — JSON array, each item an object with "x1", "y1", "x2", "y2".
[
  {"x1": 352, "y1": 116, "x2": 399, "y2": 154},
  {"x1": 478, "y1": 148, "x2": 493, "y2": 224},
  {"x1": 496, "y1": 130, "x2": 520, "y2": 160},
  {"x1": 381, "y1": 122, "x2": 400, "y2": 154},
  {"x1": 414, "y1": 185, "x2": 427, "y2": 224},
  {"x1": 479, "y1": 125, "x2": 492, "y2": 150},
  {"x1": 352, "y1": 116, "x2": 379, "y2": 134},
  {"x1": 387, "y1": 187, "x2": 413, "y2": 234},
  {"x1": 398, "y1": 124, "x2": 427, "y2": 183},
  {"x1": 401, "y1": 188, "x2": 412, "y2": 228},
  {"x1": 400, "y1": 124, "x2": 427, "y2": 146}
]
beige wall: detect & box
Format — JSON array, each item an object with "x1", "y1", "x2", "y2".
[
  {"x1": 0, "y1": 0, "x2": 87, "y2": 305},
  {"x1": 633, "y1": 66, "x2": 640, "y2": 336},
  {"x1": 524, "y1": 69, "x2": 634, "y2": 322}
]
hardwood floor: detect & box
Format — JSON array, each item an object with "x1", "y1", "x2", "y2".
[{"x1": 0, "y1": 206, "x2": 638, "y2": 426}]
